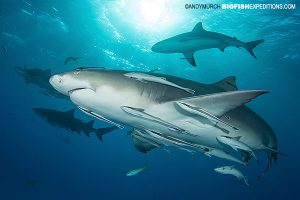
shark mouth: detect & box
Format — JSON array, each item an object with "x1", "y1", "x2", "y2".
[{"x1": 68, "y1": 87, "x2": 95, "y2": 95}]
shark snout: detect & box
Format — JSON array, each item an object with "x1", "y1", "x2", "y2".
[
  {"x1": 151, "y1": 42, "x2": 164, "y2": 52},
  {"x1": 49, "y1": 74, "x2": 69, "y2": 96},
  {"x1": 49, "y1": 75, "x2": 62, "y2": 87}
]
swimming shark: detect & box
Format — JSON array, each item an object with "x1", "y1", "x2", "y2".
[
  {"x1": 33, "y1": 107, "x2": 118, "y2": 141},
  {"x1": 49, "y1": 67, "x2": 280, "y2": 172},
  {"x1": 151, "y1": 22, "x2": 264, "y2": 66},
  {"x1": 15, "y1": 66, "x2": 67, "y2": 99}
]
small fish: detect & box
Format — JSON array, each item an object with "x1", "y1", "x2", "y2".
[
  {"x1": 22, "y1": 0, "x2": 32, "y2": 6},
  {"x1": 214, "y1": 165, "x2": 249, "y2": 186},
  {"x1": 24, "y1": 178, "x2": 38, "y2": 186},
  {"x1": 216, "y1": 135, "x2": 258, "y2": 161},
  {"x1": 21, "y1": 9, "x2": 34, "y2": 16},
  {"x1": 126, "y1": 165, "x2": 148, "y2": 176},
  {"x1": 124, "y1": 72, "x2": 195, "y2": 94},
  {"x1": 64, "y1": 57, "x2": 80, "y2": 65}
]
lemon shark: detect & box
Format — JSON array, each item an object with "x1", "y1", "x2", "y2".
[
  {"x1": 49, "y1": 67, "x2": 280, "y2": 172},
  {"x1": 151, "y1": 22, "x2": 264, "y2": 66},
  {"x1": 33, "y1": 107, "x2": 118, "y2": 141}
]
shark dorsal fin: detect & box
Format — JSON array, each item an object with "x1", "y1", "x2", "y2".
[
  {"x1": 213, "y1": 76, "x2": 238, "y2": 91},
  {"x1": 192, "y1": 22, "x2": 205, "y2": 33},
  {"x1": 85, "y1": 120, "x2": 94, "y2": 127},
  {"x1": 66, "y1": 109, "x2": 75, "y2": 116}
]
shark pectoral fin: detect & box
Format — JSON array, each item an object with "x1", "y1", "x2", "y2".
[
  {"x1": 218, "y1": 40, "x2": 229, "y2": 52},
  {"x1": 219, "y1": 45, "x2": 227, "y2": 52},
  {"x1": 192, "y1": 22, "x2": 206, "y2": 33},
  {"x1": 176, "y1": 90, "x2": 268, "y2": 116},
  {"x1": 183, "y1": 52, "x2": 196, "y2": 67},
  {"x1": 132, "y1": 130, "x2": 158, "y2": 153}
]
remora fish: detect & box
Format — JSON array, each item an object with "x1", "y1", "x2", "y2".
[
  {"x1": 151, "y1": 22, "x2": 264, "y2": 66},
  {"x1": 124, "y1": 72, "x2": 195, "y2": 94},
  {"x1": 176, "y1": 101, "x2": 238, "y2": 130},
  {"x1": 120, "y1": 106, "x2": 190, "y2": 135},
  {"x1": 203, "y1": 147, "x2": 246, "y2": 165},
  {"x1": 33, "y1": 107, "x2": 117, "y2": 141},
  {"x1": 126, "y1": 165, "x2": 148, "y2": 176},
  {"x1": 49, "y1": 68, "x2": 280, "y2": 171},
  {"x1": 214, "y1": 166, "x2": 249, "y2": 186},
  {"x1": 216, "y1": 135, "x2": 258, "y2": 161}
]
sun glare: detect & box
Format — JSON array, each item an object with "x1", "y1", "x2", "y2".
[{"x1": 138, "y1": 0, "x2": 168, "y2": 24}]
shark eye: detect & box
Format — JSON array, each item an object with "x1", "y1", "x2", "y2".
[{"x1": 58, "y1": 77, "x2": 63, "y2": 83}]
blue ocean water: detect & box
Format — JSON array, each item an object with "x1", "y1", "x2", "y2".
[{"x1": 0, "y1": 0, "x2": 299, "y2": 199}]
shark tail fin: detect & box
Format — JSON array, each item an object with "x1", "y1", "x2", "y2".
[
  {"x1": 245, "y1": 39, "x2": 265, "y2": 59},
  {"x1": 95, "y1": 126, "x2": 118, "y2": 142}
]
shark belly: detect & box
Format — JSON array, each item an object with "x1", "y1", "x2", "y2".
[
  {"x1": 155, "y1": 38, "x2": 226, "y2": 53},
  {"x1": 68, "y1": 85, "x2": 228, "y2": 151}
]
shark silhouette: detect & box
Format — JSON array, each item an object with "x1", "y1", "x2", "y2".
[
  {"x1": 33, "y1": 107, "x2": 118, "y2": 141},
  {"x1": 152, "y1": 22, "x2": 264, "y2": 66}
]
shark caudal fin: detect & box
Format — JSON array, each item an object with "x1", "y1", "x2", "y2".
[
  {"x1": 95, "y1": 126, "x2": 118, "y2": 142},
  {"x1": 245, "y1": 39, "x2": 265, "y2": 59}
]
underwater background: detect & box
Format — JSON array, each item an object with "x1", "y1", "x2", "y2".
[{"x1": 0, "y1": 0, "x2": 299, "y2": 199}]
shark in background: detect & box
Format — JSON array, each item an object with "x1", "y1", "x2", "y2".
[
  {"x1": 151, "y1": 22, "x2": 264, "y2": 66},
  {"x1": 15, "y1": 66, "x2": 67, "y2": 99},
  {"x1": 32, "y1": 107, "x2": 118, "y2": 141},
  {"x1": 49, "y1": 67, "x2": 282, "y2": 173}
]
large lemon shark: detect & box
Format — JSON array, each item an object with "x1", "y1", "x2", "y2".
[{"x1": 50, "y1": 67, "x2": 281, "y2": 172}]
